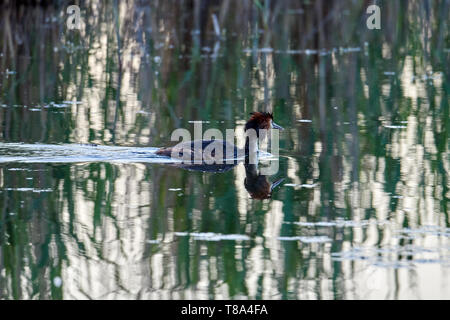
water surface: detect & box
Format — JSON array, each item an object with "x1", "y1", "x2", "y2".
[{"x1": 0, "y1": 1, "x2": 448, "y2": 299}]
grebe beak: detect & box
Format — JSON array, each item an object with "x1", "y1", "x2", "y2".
[{"x1": 272, "y1": 121, "x2": 284, "y2": 130}]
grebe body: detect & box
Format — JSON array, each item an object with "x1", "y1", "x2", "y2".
[{"x1": 155, "y1": 112, "x2": 283, "y2": 165}]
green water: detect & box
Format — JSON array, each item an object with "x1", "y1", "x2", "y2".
[{"x1": 0, "y1": 1, "x2": 448, "y2": 299}]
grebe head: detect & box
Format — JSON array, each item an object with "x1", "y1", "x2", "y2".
[{"x1": 245, "y1": 112, "x2": 284, "y2": 134}]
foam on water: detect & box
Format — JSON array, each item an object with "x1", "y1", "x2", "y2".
[
  {"x1": 174, "y1": 232, "x2": 251, "y2": 241},
  {"x1": 384, "y1": 125, "x2": 407, "y2": 129},
  {"x1": 277, "y1": 236, "x2": 332, "y2": 243},
  {"x1": 3, "y1": 188, "x2": 53, "y2": 193},
  {"x1": 287, "y1": 218, "x2": 390, "y2": 228},
  {"x1": 331, "y1": 243, "x2": 450, "y2": 268},
  {"x1": 284, "y1": 183, "x2": 318, "y2": 189},
  {"x1": 396, "y1": 226, "x2": 450, "y2": 237}
]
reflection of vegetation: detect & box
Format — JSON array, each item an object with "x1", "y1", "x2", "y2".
[{"x1": 0, "y1": 0, "x2": 448, "y2": 299}]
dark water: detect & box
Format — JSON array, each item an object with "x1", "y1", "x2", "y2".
[{"x1": 0, "y1": 1, "x2": 449, "y2": 299}]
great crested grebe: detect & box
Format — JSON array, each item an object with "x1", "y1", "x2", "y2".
[{"x1": 155, "y1": 112, "x2": 283, "y2": 165}]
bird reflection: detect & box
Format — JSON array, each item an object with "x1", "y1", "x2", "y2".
[
  {"x1": 166, "y1": 161, "x2": 283, "y2": 200},
  {"x1": 244, "y1": 163, "x2": 284, "y2": 200}
]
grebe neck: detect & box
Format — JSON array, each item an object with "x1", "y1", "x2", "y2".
[{"x1": 244, "y1": 135, "x2": 259, "y2": 164}]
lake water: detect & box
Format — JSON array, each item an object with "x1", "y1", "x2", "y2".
[{"x1": 0, "y1": 1, "x2": 448, "y2": 299}]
